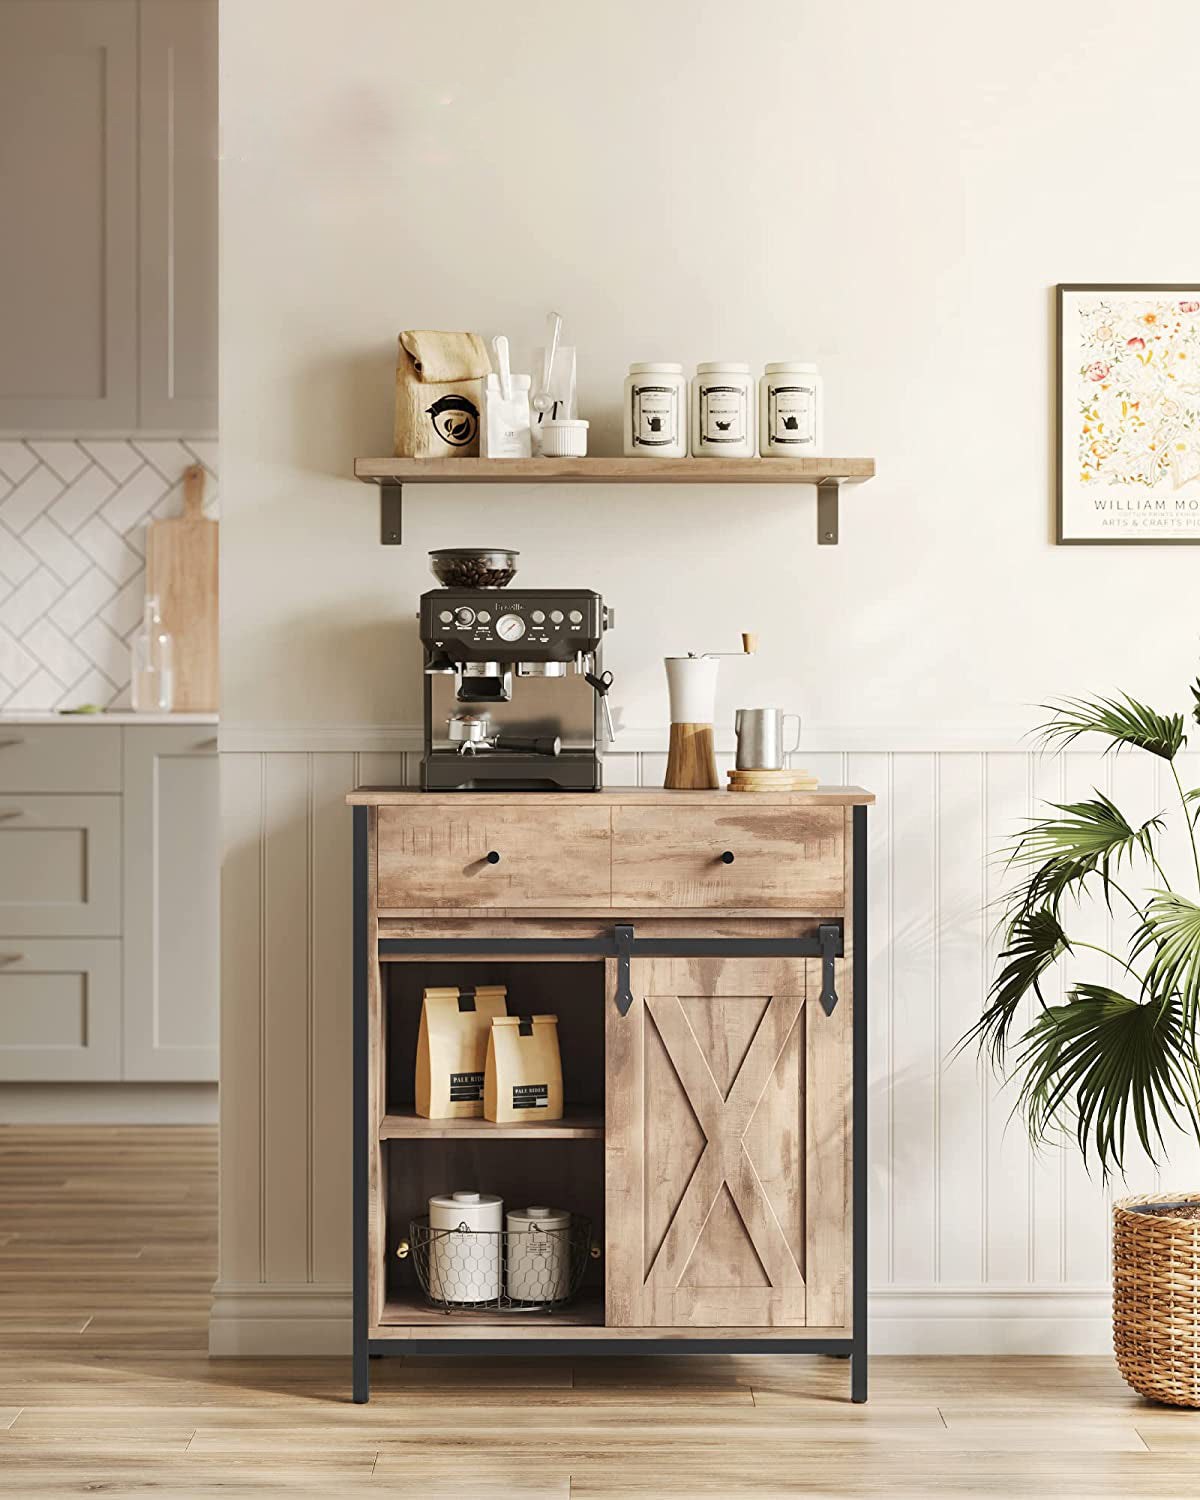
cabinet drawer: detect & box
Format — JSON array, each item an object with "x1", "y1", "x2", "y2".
[
  {"x1": 0, "y1": 795, "x2": 121, "y2": 935},
  {"x1": 377, "y1": 806, "x2": 611, "y2": 910},
  {"x1": 0, "y1": 726, "x2": 121, "y2": 792},
  {"x1": 0, "y1": 939, "x2": 121, "y2": 1081},
  {"x1": 611, "y1": 805, "x2": 844, "y2": 911}
]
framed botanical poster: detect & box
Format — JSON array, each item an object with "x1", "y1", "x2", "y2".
[{"x1": 1057, "y1": 284, "x2": 1200, "y2": 543}]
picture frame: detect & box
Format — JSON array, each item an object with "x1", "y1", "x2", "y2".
[{"x1": 1057, "y1": 283, "x2": 1200, "y2": 544}]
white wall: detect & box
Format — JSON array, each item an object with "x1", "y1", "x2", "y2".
[{"x1": 216, "y1": 0, "x2": 1200, "y2": 1353}]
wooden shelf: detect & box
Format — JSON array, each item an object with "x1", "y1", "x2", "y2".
[
  {"x1": 353, "y1": 455, "x2": 875, "y2": 545},
  {"x1": 375, "y1": 1290, "x2": 604, "y2": 1337},
  {"x1": 379, "y1": 1106, "x2": 604, "y2": 1141}
]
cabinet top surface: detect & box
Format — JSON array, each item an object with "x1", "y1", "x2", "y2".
[
  {"x1": 0, "y1": 713, "x2": 219, "y2": 726},
  {"x1": 347, "y1": 786, "x2": 874, "y2": 807}
]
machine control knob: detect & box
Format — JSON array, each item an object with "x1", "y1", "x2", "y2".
[
  {"x1": 569, "y1": 609, "x2": 583, "y2": 624},
  {"x1": 438, "y1": 610, "x2": 453, "y2": 624},
  {"x1": 454, "y1": 606, "x2": 476, "y2": 627},
  {"x1": 477, "y1": 609, "x2": 491, "y2": 623},
  {"x1": 550, "y1": 609, "x2": 564, "y2": 624},
  {"x1": 531, "y1": 610, "x2": 545, "y2": 624},
  {"x1": 495, "y1": 613, "x2": 527, "y2": 642}
]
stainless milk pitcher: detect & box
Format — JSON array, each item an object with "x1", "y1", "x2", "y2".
[{"x1": 734, "y1": 708, "x2": 801, "y2": 770}]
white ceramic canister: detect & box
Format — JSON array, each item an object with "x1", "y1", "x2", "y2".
[
  {"x1": 623, "y1": 362, "x2": 688, "y2": 457},
  {"x1": 759, "y1": 362, "x2": 822, "y2": 456},
  {"x1": 691, "y1": 362, "x2": 756, "y2": 458},
  {"x1": 538, "y1": 417, "x2": 588, "y2": 457},
  {"x1": 427, "y1": 1190, "x2": 503, "y2": 1304},
  {"x1": 505, "y1": 1205, "x2": 571, "y2": 1302},
  {"x1": 665, "y1": 655, "x2": 721, "y2": 725}
]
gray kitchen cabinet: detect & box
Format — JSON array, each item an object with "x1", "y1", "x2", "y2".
[
  {"x1": 0, "y1": 0, "x2": 216, "y2": 434},
  {"x1": 122, "y1": 726, "x2": 219, "y2": 1080},
  {"x1": 0, "y1": 0, "x2": 139, "y2": 430},
  {"x1": 0, "y1": 722, "x2": 218, "y2": 1082},
  {"x1": 138, "y1": 0, "x2": 218, "y2": 432},
  {"x1": 0, "y1": 939, "x2": 122, "y2": 1082}
]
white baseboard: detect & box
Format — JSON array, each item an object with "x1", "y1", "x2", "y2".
[
  {"x1": 208, "y1": 1282, "x2": 353, "y2": 1356},
  {"x1": 870, "y1": 1288, "x2": 1112, "y2": 1356},
  {"x1": 0, "y1": 1082, "x2": 218, "y2": 1125},
  {"x1": 206, "y1": 1285, "x2": 1113, "y2": 1358}
]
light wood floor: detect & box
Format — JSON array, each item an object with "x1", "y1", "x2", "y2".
[{"x1": 2, "y1": 1128, "x2": 1199, "y2": 1498}]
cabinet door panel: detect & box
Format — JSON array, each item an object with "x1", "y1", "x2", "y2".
[
  {"x1": 0, "y1": 795, "x2": 120, "y2": 936},
  {"x1": 138, "y1": 0, "x2": 217, "y2": 430},
  {"x1": 0, "y1": 1, "x2": 137, "y2": 427},
  {"x1": 122, "y1": 727, "x2": 218, "y2": 1080},
  {"x1": 606, "y1": 956, "x2": 849, "y2": 1330},
  {"x1": 0, "y1": 938, "x2": 121, "y2": 1081}
]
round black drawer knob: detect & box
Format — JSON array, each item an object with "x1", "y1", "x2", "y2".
[
  {"x1": 719, "y1": 850, "x2": 735, "y2": 864},
  {"x1": 485, "y1": 850, "x2": 501, "y2": 864}
]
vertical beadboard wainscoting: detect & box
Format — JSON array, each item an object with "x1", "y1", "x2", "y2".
[{"x1": 212, "y1": 731, "x2": 1200, "y2": 1355}]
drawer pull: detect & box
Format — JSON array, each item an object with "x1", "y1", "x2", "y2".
[
  {"x1": 0, "y1": 954, "x2": 25, "y2": 965},
  {"x1": 485, "y1": 850, "x2": 501, "y2": 865},
  {"x1": 0, "y1": 739, "x2": 24, "y2": 750},
  {"x1": 719, "y1": 850, "x2": 735, "y2": 864},
  {"x1": 0, "y1": 810, "x2": 22, "y2": 822}
]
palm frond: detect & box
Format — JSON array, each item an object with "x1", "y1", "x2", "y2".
[
  {"x1": 1014, "y1": 983, "x2": 1200, "y2": 1175},
  {"x1": 959, "y1": 907, "x2": 1069, "y2": 1068},
  {"x1": 1034, "y1": 693, "x2": 1186, "y2": 761},
  {"x1": 1007, "y1": 793, "x2": 1161, "y2": 916},
  {"x1": 1191, "y1": 676, "x2": 1200, "y2": 728},
  {"x1": 1133, "y1": 892, "x2": 1200, "y2": 1030}
]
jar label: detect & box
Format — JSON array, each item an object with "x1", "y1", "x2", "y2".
[
  {"x1": 700, "y1": 384, "x2": 748, "y2": 444},
  {"x1": 768, "y1": 383, "x2": 816, "y2": 445},
  {"x1": 631, "y1": 385, "x2": 680, "y2": 446}
]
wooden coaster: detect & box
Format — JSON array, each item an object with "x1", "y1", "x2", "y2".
[{"x1": 727, "y1": 768, "x2": 818, "y2": 791}]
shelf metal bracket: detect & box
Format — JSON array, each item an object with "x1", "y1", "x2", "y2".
[
  {"x1": 381, "y1": 483, "x2": 403, "y2": 545},
  {"x1": 816, "y1": 478, "x2": 840, "y2": 545}
]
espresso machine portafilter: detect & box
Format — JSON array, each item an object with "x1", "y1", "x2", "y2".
[{"x1": 419, "y1": 589, "x2": 614, "y2": 791}]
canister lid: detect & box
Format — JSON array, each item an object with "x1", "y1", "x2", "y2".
[
  {"x1": 697, "y1": 361, "x2": 751, "y2": 374},
  {"x1": 764, "y1": 362, "x2": 818, "y2": 373},
  {"x1": 629, "y1": 362, "x2": 684, "y2": 374},
  {"x1": 506, "y1": 1205, "x2": 570, "y2": 1229},
  {"x1": 429, "y1": 1190, "x2": 503, "y2": 1210}
]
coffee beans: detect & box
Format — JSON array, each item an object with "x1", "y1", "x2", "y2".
[{"x1": 429, "y1": 550, "x2": 518, "y2": 589}]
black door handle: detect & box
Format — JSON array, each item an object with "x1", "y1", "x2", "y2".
[
  {"x1": 818, "y1": 922, "x2": 840, "y2": 1014},
  {"x1": 719, "y1": 851, "x2": 735, "y2": 864},
  {"x1": 485, "y1": 850, "x2": 501, "y2": 864}
]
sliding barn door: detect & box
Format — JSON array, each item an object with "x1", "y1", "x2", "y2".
[{"x1": 605, "y1": 956, "x2": 850, "y2": 1329}]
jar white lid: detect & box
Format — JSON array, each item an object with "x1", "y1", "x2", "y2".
[
  {"x1": 429, "y1": 1190, "x2": 503, "y2": 1209},
  {"x1": 506, "y1": 1204, "x2": 570, "y2": 1228},
  {"x1": 540, "y1": 418, "x2": 588, "y2": 430},
  {"x1": 697, "y1": 361, "x2": 751, "y2": 374},
  {"x1": 764, "y1": 362, "x2": 817, "y2": 373},
  {"x1": 629, "y1": 362, "x2": 683, "y2": 374}
]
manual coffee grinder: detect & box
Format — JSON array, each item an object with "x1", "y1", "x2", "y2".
[{"x1": 663, "y1": 633, "x2": 756, "y2": 789}]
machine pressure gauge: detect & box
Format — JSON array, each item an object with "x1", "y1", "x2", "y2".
[{"x1": 495, "y1": 613, "x2": 527, "y2": 642}]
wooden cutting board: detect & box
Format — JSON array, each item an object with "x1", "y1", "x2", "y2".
[{"x1": 146, "y1": 464, "x2": 218, "y2": 711}]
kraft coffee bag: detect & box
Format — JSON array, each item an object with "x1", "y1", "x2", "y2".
[
  {"x1": 394, "y1": 330, "x2": 491, "y2": 458},
  {"x1": 484, "y1": 1015, "x2": 563, "y2": 1124},
  {"x1": 415, "y1": 984, "x2": 508, "y2": 1119}
]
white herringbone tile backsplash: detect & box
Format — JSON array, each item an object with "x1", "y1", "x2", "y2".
[{"x1": 0, "y1": 439, "x2": 218, "y2": 711}]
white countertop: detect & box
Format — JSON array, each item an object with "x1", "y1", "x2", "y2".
[{"x1": 0, "y1": 712, "x2": 219, "y2": 726}]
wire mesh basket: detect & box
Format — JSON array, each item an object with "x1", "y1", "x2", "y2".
[{"x1": 401, "y1": 1214, "x2": 593, "y2": 1313}]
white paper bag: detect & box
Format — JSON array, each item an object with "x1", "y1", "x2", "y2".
[{"x1": 481, "y1": 373, "x2": 532, "y2": 457}]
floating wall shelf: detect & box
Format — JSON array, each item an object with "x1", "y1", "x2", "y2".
[{"x1": 353, "y1": 456, "x2": 876, "y2": 546}]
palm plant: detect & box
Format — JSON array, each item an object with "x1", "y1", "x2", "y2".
[{"x1": 965, "y1": 677, "x2": 1200, "y2": 1176}]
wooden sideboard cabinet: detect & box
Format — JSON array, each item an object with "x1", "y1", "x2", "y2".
[{"x1": 347, "y1": 787, "x2": 872, "y2": 1403}]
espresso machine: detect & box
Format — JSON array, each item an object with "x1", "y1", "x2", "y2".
[{"x1": 420, "y1": 588, "x2": 614, "y2": 790}]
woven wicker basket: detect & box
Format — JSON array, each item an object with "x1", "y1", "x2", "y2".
[{"x1": 1114, "y1": 1192, "x2": 1200, "y2": 1406}]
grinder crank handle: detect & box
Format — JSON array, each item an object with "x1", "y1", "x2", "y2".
[
  {"x1": 493, "y1": 733, "x2": 561, "y2": 757},
  {"x1": 585, "y1": 669, "x2": 616, "y2": 744}
]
